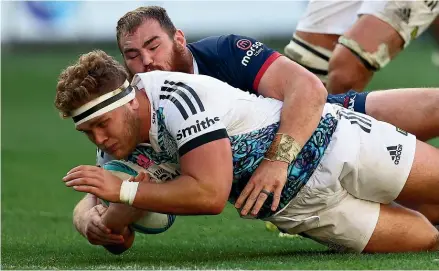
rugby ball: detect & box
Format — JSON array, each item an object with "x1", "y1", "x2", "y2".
[{"x1": 101, "y1": 160, "x2": 176, "y2": 234}]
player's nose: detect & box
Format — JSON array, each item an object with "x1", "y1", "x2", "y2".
[
  {"x1": 93, "y1": 130, "x2": 108, "y2": 146},
  {"x1": 141, "y1": 53, "x2": 153, "y2": 68}
]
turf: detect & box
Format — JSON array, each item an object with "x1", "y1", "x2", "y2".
[{"x1": 2, "y1": 39, "x2": 439, "y2": 269}]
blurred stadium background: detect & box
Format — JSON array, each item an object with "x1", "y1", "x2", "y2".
[{"x1": 2, "y1": 1, "x2": 439, "y2": 269}]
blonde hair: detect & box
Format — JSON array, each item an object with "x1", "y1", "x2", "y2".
[{"x1": 55, "y1": 50, "x2": 128, "y2": 118}]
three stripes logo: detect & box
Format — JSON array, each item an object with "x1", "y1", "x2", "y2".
[
  {"x1": 160, "y1": 80, "x2": 205, "y2": 120},
  {"x1": 339, "y1": 110, "x2": 372, "y2": 133},
  {"x1": 386, "y1": 144, "x2": 403, "y2": 165},
  {"x1": 425, "y1": 0, "x2": 438, "y2": 11},
  {"x1": 396, "y1": 8, "x2": 411, "y2": 23}
]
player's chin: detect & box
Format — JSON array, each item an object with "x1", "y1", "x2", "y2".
[
  {"x1": 112, "y1": 145, "x2": 137, "y2": 160},
  {"x1": 109, "y1": 149, "x2": 130, "y2": 160}
]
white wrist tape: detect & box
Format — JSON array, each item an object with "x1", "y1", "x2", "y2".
[{"x1": 119, "y1": 180, "x2": 139, "y2": 205}]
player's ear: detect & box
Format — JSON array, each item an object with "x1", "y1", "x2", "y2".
[
  {"x1": 128, "y1": 97, "x2": 139, "y2": 111},
  {"x1": 174, "y1": 30, "x2": 186, "y2": 47}
]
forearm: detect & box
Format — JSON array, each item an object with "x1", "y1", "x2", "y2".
[
  {"x1": 103, "y1": 226, "x2": 135, "y2": 255},
  {"x1": 102, "y1": 203, "x2": 145, "y2": 234},
  {"x1": 131, "y1": 175, "x2": 227, "y2": 215},
  {"x1": 277, "y1": 79, "x2": 327, "y2": 146},
  {"x1": 101, "y1": 203, "x2": 141, "y2": 255},
  {"x1": 73, "y1": 193, "x2": 98, "y2": 235}
]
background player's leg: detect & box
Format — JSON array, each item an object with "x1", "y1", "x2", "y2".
[
  {"x1": 327, "y1": 15, "x2": 404, "y2": 94},
  {"x1": 365, "y1": 88, "x2": 439, "y2": 141},
  {"x1": 283, "y1": 32, "x2": 337, "y2": 85}
]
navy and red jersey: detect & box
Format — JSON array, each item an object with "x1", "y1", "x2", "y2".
[{"x1": 187, "y1": 34, "x2": 368, "y2": 113}]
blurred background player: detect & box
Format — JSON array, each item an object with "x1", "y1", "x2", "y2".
[{"x1": 284, "y1": 0, "x2": 439, "y2": 94}]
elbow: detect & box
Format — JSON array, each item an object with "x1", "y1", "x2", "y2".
[
  {"x1": 202, "y1": 193, "x2": 228, "y2": 215},
  {"x1": 297, "y1": 71, "x2": 328, "y2": 105},
  {"x1": 209, "y1": 200, "x2": 227, "y2": 215},
  {"x1": 308, "y1": 75, "x2": 328, "y2": 105}
]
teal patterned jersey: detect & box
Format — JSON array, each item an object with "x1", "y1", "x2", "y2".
[{"x1": 124, "y1": 71, "x2": 339, "y2": 219}]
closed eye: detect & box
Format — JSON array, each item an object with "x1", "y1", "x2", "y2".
[
  {"x1": 150, "y1": 45, "x2": 159, "y2": 51},
  {"x1": 97, "y1": 120, "x2": 108, "y2": 128}
]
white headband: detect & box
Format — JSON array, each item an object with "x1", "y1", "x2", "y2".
[{"x1": 71, "y1": 80, "x2": 135, "y2": 126}]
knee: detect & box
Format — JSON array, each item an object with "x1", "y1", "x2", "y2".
[
  {"x1": 327, "y1": 68, "x2": 358, "y2": 94},
  {"x1": 327, "y1": 46, "x2": 373, "y2": 94},
  {"x1": 411, "y1": 213, "x2": 439, "y2": 252},
  {"x1": 426, "y1": 231, "x2": 439, "y2": 251}
]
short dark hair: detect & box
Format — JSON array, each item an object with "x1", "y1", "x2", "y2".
[{"x1": 116, "y1": 6, "x2": 177, "y2": 47}]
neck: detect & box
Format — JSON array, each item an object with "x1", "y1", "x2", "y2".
[{"x1": 185, "y1": 47, "x2": 195, "y2": 74}]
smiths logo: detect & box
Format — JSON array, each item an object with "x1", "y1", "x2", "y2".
[
  {"x1": 387, "y1": 144, "x2": 403, "y2": 165},
  {"x1": 177, "y1": 117, "x2": 220, "y2": 140},
  {"x1": 237, "y1": 39, "x2": 264, "y2": 67}
]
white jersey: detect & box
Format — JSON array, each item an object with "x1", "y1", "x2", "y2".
[
  {"x1": 296, "y1": 0, "x2": 439, "y2": 45},
  {"x1": 128, "y1": 71, "x2": 338, "y2": 218},
  {"x1": 102, "y1": 71, "x2": 339, "y2": 218},
  {"x1": 134, "y1": 71, "x2": 283, "y2": 157}
]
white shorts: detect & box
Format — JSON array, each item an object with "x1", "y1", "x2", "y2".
[
  {"x1": 296, "y1": 0, "x2": 439, "y2": 47},
  {"x1": 267, "y1": 105, "x2": 417, "y2": 252},
  {"x1": 358, "y1": 0, "x2": 439, "y2": 47},
  {"x1": 296, "y1": 0, "x2": 362, "y2": 35}
]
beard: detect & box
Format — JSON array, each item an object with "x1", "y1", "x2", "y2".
[
  {"x1": 169, "y1": 41, "x2": 192, "y2": 74},
  {"x1": 125, "y1": 41, "x2": 192, "y2": 79}
]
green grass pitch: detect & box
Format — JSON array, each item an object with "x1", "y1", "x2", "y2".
[{"x1": 2, "y1": 39, "x2": 439, "y2": 269}]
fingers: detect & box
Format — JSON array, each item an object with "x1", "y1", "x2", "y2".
[
  {"x1": 87, "y1": 229, "x2": 124, "y2": 245},
  {"x1": 67, "y1": 165, "x2": 100, "y2": 175},
  {"x1": 65, "y1": 178, "x2": 98, "y2": 188},
  {"x1": 240, "y1": 186, "x2": 262, "y2": 216},
  {"x1": 92, "y1": 213, "x2": 111, "y2": 235},
  {"x1": 234, "y1": 182, "x2": 254, "y2": 209},
  {"x1": 133, "y1": 172, "x2": 150, "y2": 182},
  {"x1": 250, "y1": 188, "x2": 270, "y2": 216},
  {"x1": 64, "y1": 171, "x2": 103, "y2": 188},
  {"x1": 95, "y1": 204, "x2": 108, "y2": 216},
  {"x1": 271, "y1": 185, "x2": 282, "y2": 211},
  {"x1": 63, "y1": 171, "x2": 100, "y2": 182},
  {"x1": 87, "y1": 217, "x2": 124, "y2": 245}
]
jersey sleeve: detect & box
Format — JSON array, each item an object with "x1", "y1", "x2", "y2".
[
  {"x1": 217, "y1": 34, "x2": 282, "y2": 93},
  {"x1": 160, "y1": 81, "x2": 229, "y2": 157}
]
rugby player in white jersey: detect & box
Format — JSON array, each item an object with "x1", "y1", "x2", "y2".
[
  {"x1": 284, "y1": 0, "x2": 439, "y2": 94},
  {"x1": 69, "y1": 6, "x2": 439, "y2": 247},
  {"x1": 57, "y1": 50, "x2": 439, "y2": 254}
]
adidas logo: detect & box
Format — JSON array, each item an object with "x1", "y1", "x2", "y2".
[
  {"x1": 387, "y1": 144, "x2": 403, "y2": 165},
  {"x1": 425, "y1": 0, "x2": 438, "y2": 12},
  {"x1": 396, "y1": 8, "x2": 411, "y2": 23}
]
